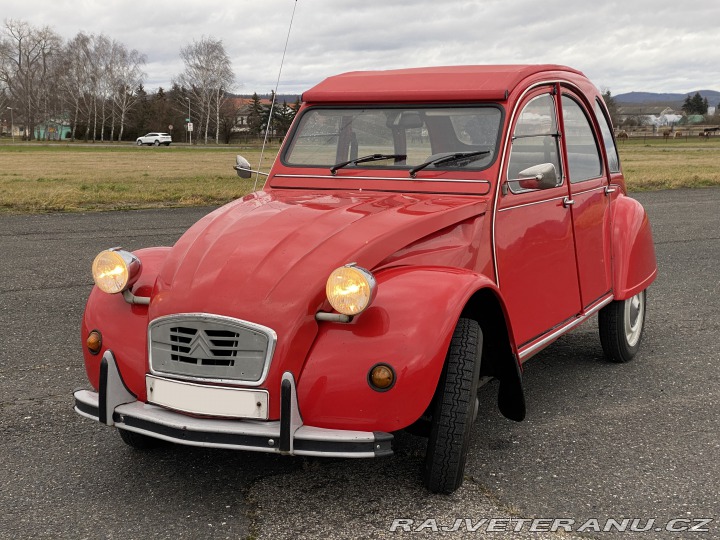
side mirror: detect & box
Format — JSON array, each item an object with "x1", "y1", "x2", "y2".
[
  {"x1": 517, "y1": 163, "x2": 559, "y2": 190},
  {"x1": 234, "y1": 155, "x2": 252, "y2": 179}
]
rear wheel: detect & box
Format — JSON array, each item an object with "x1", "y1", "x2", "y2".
[
  {"x1": 599, "y1": 290, "x2": 646, "y2": 363},
  {"x1": 118, "y1": 428, "x2": 164, "y2": 450},
  {"x1": 423, "y1": 318, "x2": 482, "y2": 494},
  {"x1": 153, "y1": 140, "x2": 160, "y2": 146}
]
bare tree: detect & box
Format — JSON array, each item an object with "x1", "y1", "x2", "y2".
[
  {"x1": 111, "y1": 46, "x2": 145, "y2": 141},
  {"x1": 57, "y1": 32, "x2": 145, "y2": 142},
  {"x1": 174, "y1": 37, "x2": 234, "y2": 144},
  {"x1": 0, "y1": 19, "x2": 61, "y2": 140}
]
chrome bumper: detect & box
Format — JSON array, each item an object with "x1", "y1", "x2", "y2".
[{"x1": 74, "y1": 351, "x2": 393, "y2": 459}]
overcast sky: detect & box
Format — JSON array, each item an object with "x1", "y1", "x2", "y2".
[{"x1": 4, "y1": 0, "x2": 720, "y2": 96}]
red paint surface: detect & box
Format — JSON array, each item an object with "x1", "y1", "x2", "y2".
[{"x1": 81, "y1": 65, "x2": 657, "y2": 430}]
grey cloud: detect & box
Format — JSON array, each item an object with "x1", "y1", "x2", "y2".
[{"x1": 4, "y1": 0, "x2": 720, "y2": 95}]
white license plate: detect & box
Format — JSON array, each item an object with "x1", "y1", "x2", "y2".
[{"x1": 146, "y1": 375, "x2": 269, "y2": 419}]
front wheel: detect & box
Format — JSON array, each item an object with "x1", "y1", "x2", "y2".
[
  {"x1": 423, "y1": 318, "x2": 482, "y2": 494},
  {"x1": 136, "y1": 140, "x2": 143, "y2": 146},
  {"x1": 598, "y1": 290, "x2": 646, "y2": 363},
  {"x1": 153, "y1": 140, "x2": 160, "y2": 146}
]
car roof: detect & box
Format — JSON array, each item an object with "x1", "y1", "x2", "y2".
[{"x1": 302, "y1": 64, "x2": 586, "y2": 103}]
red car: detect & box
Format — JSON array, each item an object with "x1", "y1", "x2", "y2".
[{"x1": 74, "y1": 65, "x2": 656, "y2": 494}]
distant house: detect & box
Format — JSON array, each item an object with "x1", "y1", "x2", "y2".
[
  {"x1": 617, "y1": 104, "x2": 682, "y2": 127},
  {"x1": 1, "y1": 120, "x2": 24, "y2": 138},
  {"x1": 34, "y1": 119, "x2": 72, "y2": 140},
  {"x1": 224, "y1": 96, "x2": 273, "y2": 133}
]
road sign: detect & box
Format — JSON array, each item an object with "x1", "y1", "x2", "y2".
[{"x1": 187, "y1": 122, "x2": 194, "y2": 132}]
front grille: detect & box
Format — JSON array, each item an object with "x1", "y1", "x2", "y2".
[{"x1": 149, "y1": 314, "x2": 276, "y2": 385}]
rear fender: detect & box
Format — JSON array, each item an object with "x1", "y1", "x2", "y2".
[
  {"x1": 81, "y1": 247, "x2": 171, "y2": 398},
  {"x1": 296, "y1": 266, "x2": 517, "y2": 432},
  {"x1": 611, "y1": 195, "x2": 657, "y2": 300}
]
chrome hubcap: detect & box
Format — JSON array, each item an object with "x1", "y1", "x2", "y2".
[{"x1": 624, "y1": 292, "x2": 645, "y2": 347}]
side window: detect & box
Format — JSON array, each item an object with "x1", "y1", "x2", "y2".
[
  {"x1": 507, "y1": 93, "x2": 562, "y2": 193},
  {"x1": 594, "y1": 100, "x2": 620, "y2": 173},
  {"x1": 561, "y1": 96, "x2": 602, "y2": 183}
]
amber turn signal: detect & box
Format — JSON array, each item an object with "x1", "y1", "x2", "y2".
[
  {"x1": 86, "y1": 330, "x2": 102, "y2": 355},
  {"x1": 368, "y1": 363, "x2": 395, "y2": 391}
]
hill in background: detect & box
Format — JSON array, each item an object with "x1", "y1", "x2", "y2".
[{"x1": 615, "y1": 90, "x2": 720, "y2": 109}]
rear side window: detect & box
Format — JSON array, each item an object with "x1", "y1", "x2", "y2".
[
  {"x1": 594, "y1": 100, "x2": 620, "y2": 173},
  {"x1": 561, "y1": 96, "x2": 602, "y2": 183}
]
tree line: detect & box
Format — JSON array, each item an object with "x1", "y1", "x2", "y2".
[
  {"x1": 0, "y1": 19, "x2": 298, "y2": 143},
  {"x1": 681, "y1": 92, "x2": 710, "y2": 116}
]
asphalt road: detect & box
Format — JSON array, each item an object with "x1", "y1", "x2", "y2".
[{"x1": 1, "y1": 188, "x2": 718, "y2": 539}]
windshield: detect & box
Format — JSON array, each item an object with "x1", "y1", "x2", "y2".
[{"x1": 283, "y1": 106, "x2": 502, "y2": 174}]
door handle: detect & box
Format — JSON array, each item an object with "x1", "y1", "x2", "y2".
[
  {"x1": 562, "y1": 197, "x2": 575, "y2": 208},
  {"x1": 604, "y1": 186, "x2": 617, "y2": 196}
]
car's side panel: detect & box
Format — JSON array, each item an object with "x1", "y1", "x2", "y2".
[
  {"x1": 609, "y1": 194, "x2": 657, "y2": 299},
  {"x1": 495, "y1": 191, "x2": 583, "y2": 347},
  {"x1": 81, "y1": 247, "x2": 171, "y2": 399},
  {"x1": 567, "y1": 182, "x2": 613, "y2": 307},
  {"x1": 296, "y1": 266, "x2": 505, "y2": 432}
]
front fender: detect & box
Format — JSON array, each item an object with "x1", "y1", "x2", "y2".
[
  {"x1": 81, "y1": 247, "x2": 171, "y2": 398},
  {"x1": 296, "y1": 266, "x2": 501, "y2": 432},
  {"x1": 611, "y1": 195, "x2": 657, "y2": 300}
]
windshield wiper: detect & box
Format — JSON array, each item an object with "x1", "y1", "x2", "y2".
[
  {"x1": 409, "y1": 150, "x2": 491, "y2": 177},
  {"x1": 330, "y1": 154, "x2": 407, "y2": 175}
]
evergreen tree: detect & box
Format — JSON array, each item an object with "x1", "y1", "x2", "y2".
[
  {"x1": 247, "y1": 92, "x2": 264, "y2": 137},
  {"x1": 682, "y1": 92, "x2": 708, "y2": 115},
  {"x1": 601, "y1": 89, "x2": 619, "y2": 126}
]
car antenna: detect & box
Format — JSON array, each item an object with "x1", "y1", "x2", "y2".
[{"x1": 254, "y1": 0, "x2": 299, "y2": 192}]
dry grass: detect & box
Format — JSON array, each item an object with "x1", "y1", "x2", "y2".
[
  {"x1": 1, "y1": 136, "x2": 719, "y2": 213},
  {"x1": 0, "y1": 143, "x2": 278, "y2": 213},
  {"x1": 618, "y1": 137, "x2": 720, "y2": 190}
]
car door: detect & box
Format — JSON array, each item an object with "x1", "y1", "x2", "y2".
[
  {"x1": 558, "y1": 92, "x2": 612, "y2": 309},
  {"x1": 495, "y1": 87, "x2": 582, "y2": 350}
]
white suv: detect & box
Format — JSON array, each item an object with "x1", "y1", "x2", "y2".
[{"x1": 136, "y1": 133, "x2": 172, "y2": 146}]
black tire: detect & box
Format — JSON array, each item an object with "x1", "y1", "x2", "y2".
[
  {"x1": 136, "y1": 139, "x2": 143, "y2": 146},
  {"x1": 423, "y1": 318, "x2": 482, "y2": 494},
  {"x1": 598, "y1": 290, "x2": 646, "y2": 363},
  {"x1": 118, "y1": 428, "x2": 165, "y2": 450},
  {"x1": 153, "y1": 140, "x2": 160, "y2": 146}
]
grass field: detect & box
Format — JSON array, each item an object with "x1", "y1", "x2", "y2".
[
  {"x1": 617, "y1": 137, "x2": 720, "y2": 190},
  {"x1": 0, "y1": 143, "x2": 280, "y2": 213},
  {"x1": 0, "y1": 137, "x2": 719, "y2": 213}
]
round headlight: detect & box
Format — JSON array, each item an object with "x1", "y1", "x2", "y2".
[
  {"x1": 326, "y1": 264, "x2": 377, "y2": 316},
  {"x1": 91, "y1": 249, "x2": 141, "y2": 294}
]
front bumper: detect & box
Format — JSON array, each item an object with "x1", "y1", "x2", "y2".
[{"x1": 74, "y1": 351, "x2": 393, "y2": 458}]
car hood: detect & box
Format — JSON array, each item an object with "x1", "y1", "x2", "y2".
[{"x1": 149, "y1": 189, "x2": 487, "y2": 387}]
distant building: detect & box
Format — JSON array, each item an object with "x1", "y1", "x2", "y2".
[
  {"x1": 684, "y1": 114, "x2": 705, "y2": 125},
  {"x1": 34, "y1": 121, "x2": 72, "y2": 140},
  {"x1": 224, "y1": 96, "x2": 273, "y2": 133}
]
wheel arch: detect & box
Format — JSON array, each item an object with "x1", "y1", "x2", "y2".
[
  {"x1": 461, "y1": 287, "x2": 526, "y2": 421},
  {"x1": 611, "y1": 195, "x2": 658, "y2": 300},
  {"x1": 297, "y1": 266, "x2": 526, "y2": 431}
]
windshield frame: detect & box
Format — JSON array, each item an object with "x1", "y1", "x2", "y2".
[{"x1": 280, "y1": 103, "x2": 505, "y2": 176}]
